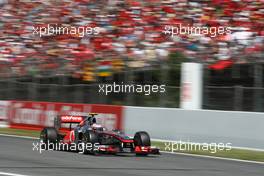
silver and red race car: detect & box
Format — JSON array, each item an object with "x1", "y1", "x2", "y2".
[{"x1": 40, "y1": 113, "x2": 160, "y2": 156}]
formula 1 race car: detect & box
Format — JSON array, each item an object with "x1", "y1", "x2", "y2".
[{"x1": 40, "y1": 113, "x2": 159, "y2": 156}]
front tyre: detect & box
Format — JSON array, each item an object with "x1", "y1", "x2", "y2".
[
  {"x1": 134, "y1": 131, "x2": 151, "y2": 146},
  {"x1": 134, "y1": 131, "x2": 151, "y2": 156}
]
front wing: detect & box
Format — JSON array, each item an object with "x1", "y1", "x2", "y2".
[{"x1": 96, "y1": 144, "x2": 160, "y2": 155}]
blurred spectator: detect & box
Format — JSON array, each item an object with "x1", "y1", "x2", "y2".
[{"x1": 0, "y1": 0, "x2": 263, "y2": 79}]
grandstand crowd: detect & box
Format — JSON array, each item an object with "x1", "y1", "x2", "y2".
[{"x1": 0, "y1": 0, "x2": 263, "y2": 79}]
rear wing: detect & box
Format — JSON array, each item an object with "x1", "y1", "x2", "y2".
[
  {"x1": 54, "y1": 113, "x2": 98, "y2": 125},
  {"x1": 59, "y1": 115, "x2": 85, "y2": 123},
  {"x1": 54, "y1": 115, "x2": 86, "y2": 130}
]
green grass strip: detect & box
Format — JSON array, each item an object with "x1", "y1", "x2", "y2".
[{"x1": 0, "y1": 128, "x2": 40, "y2": 138}]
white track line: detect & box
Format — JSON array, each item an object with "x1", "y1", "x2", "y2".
[
  {"x1": 161, "y1": 151, "x2": 264, "y2": 165},
  {"x1": 0, "y1": 171, "x2": 29, "y2": 176},
  {"x1": 0, "y1": 133, "x2": 263, "y2": 165},
  {"x1": 152, "y1": 138, "x2": 264, "y2": 152}
]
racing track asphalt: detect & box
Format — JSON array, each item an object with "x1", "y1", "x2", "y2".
[{"x1": 0, "y1": 136, "x2": 263, "y2": 176}]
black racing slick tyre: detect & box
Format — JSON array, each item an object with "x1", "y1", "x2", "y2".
[
  {"x1": 134, "y1": 131, "x2": 151, "y2": 147},
  {"x1": 40, "y1": 127, "x2": 58, "y2": 150},
  {"x1": 82, "y1": 130, "x2": 99, "y2": 155}
]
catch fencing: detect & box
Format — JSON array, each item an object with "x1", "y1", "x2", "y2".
[{"x1": 0, "y1": 79, "x2": 264, "y2": 111}]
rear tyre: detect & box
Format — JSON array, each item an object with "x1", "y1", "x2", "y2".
[
  {"x1": 134, "y1": 131, "x2": 151, "y2": 156},
  {"x1": 40, "y1": 127, "x2": 58, "y2": 150},
  {"x1": 82, "y1": 131, "x2": 99, "y2": 155}
]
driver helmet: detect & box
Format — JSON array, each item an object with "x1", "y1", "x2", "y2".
[{"x1": 92, "y1": 117, "x2": 96, "y2": 124}]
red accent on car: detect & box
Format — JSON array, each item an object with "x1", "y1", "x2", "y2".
[
  {"x1": 135, "y1": 146, "x2": 141, "y2": 152},
  {"x1": 98, "y1": 145, "x2": 118, "y2": 153},
  {"x1": 106, "y1": 146, "x2": 118, "y2": 153},
  {"x1": 135, "y1": 146, "x2": 151, "y2": 153},
  {"x1": 62, "y1": 130, "x2": 75, "y2": 143}
]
